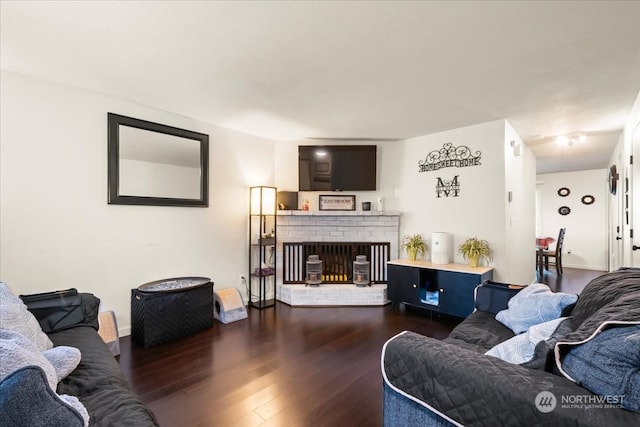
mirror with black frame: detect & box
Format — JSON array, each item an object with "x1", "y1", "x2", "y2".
[{"x1": 108, "y1": 113, "x2": 209, "y2": 207}]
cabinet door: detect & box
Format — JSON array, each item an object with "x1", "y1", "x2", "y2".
[
  {"x1": 437, "y1": 271, "x2": 481, "y2": 317},
  {"x1": 387, "y1": 264, "x2": 420, "y2": 304}
]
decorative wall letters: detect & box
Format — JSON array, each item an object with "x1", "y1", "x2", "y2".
[
  {"x1": 436, "y1": 176, "x2": 460, "y2": 198},
  {"x1": 418, "y1": 142, "x2": 482, "y2": 173}
]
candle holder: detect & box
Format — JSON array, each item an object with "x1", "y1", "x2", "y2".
[
  {"x1": 306, "y1": 255, "x2": 322, "y2": 287},
  {"x1": 353, "y1": 255, "x2": 370, "y2": 287}
]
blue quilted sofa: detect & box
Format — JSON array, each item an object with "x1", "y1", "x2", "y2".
[{"x1": 381, "y1": 268, "x2": 640, "y2": 426}]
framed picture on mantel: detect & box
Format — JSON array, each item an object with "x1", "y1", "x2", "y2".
[{"x1": 319, "y1": 195, "x2": 356, "y2": 211}]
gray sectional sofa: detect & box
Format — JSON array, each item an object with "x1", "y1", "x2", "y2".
[
  {"x1": 382, "y1": 268, "x2": 640, "y2": 426},
  {"x1": 0, "y1": 283, "x2": 158, "y2": 427}
]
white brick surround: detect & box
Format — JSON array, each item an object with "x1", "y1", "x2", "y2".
[
  {"x1": 275, "y1": 211, "x2": 400, "y2": 306},
  {"x1": 278, "y1": 284, "x2": 388, "y2": 306}
]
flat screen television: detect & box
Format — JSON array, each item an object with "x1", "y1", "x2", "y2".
[{"x1": 298, "y1": 145, "x2": 377, "y2": 191}]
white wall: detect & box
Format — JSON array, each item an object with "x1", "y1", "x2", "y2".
[
  {"x1": 609, "y1": 90, "x2": 640, "y2": 268},
  {"x1": 504, "y1": 121, "x2": 537, "y2": 284},
  {"x1": 395, "y1": 122, "x2": 504, "y2": 263},
  {"x1": 275, "y1": 121, "x2": 537, "y2": 284},
  {"x1": 394, "y1": 120, "x2": 535, "y2": 283},
  {"x1": 0, "y1": 71, "x2": 275, "y2": 335},
  {"x1": 535, "y1": 169, "x2": 608, "y2": 270}
]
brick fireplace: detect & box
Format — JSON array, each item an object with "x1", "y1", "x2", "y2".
[{"x1": 275, "y1": 211, "x2": 400, "y2": 305}]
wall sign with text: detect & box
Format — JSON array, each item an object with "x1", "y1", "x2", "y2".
[
  {"x1": 418, "y1": 142, "x2": 482, "y2": 173},
  {"x1": 319, "y1": 195, "x2": 356, "y2": 211}
]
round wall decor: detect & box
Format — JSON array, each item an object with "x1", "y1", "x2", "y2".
[
  {"x1": 558, "y1": 206, "x2": 571, "y2": 216},
  {"x1": 581, "y1": 195, "x2": 595, "y2": 205},
  {"x1": 557, "y1": 187, "x2": 570, "y2": 197}
]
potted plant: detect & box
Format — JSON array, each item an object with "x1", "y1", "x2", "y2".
[
  {"x1": 459, "y1": 237, "x2": 492, "y2": 267},
  {"x1": 401, "y1": 234, "x2": 428, "y2": 261}
]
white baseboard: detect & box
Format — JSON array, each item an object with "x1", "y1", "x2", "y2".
[{"x1": 560, "y1": 262, "x2": 607, "y2": 271}]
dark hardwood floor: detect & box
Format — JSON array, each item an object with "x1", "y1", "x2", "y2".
[
  {"x1": 535, "y1": 266, "x2": 605, "y2": 294},
  {"x1": 118, "y1": 267, "x2": 605, "y2": 427}
]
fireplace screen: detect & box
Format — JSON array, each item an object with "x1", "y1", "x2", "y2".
[{"x1": 283, "y1": 242, "x2": 389, "y2": 284}]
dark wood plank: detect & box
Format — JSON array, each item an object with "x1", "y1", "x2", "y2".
[
  {"x1": 118, "y1": 267, "x2": 603, "y2": 426},
  {"x1": 118, "y1": 303, "x2": 457, "y2": 426},
  {"x1": 536, "y1": 266, "x2": 605, "y2": 294}
]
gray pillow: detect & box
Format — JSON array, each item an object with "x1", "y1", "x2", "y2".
[
  {"x1": 0, "y1": 282, "x2": 53, "y2": 351},
  {"x1": 43, "y1": 346, "x2": 81, "y2": 382},
  {"x1": 561, "y1": 324, "x2": 640, "y2": 413},
  {"x1": 0, "y1": 329, "x2": 89, "y2": 425},
  {"x1": 495, "y1": 283, "x2": 577, "y2": 334},
  {"x1": 0, "y1": 366, "x2": 85, "y2": 427},
  {"x1": 0, "y1": 329, "x2": 57, "y2": 390}
]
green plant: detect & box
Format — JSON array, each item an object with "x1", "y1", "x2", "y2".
[
  {"x1": 459, "y1": 237, "x2": 492, "y2": 267},
  {"x1": 401, "y1": 234, "x2": 428, "y2": 261}
]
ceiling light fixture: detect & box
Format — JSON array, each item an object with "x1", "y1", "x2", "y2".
[{"x1": 556, "y1": 134, "x2": 586, "y2": 146}]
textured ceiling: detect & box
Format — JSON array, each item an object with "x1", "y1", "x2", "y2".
[{"x1": 2, "y1": 1, "x2": 639, "y2": 173}]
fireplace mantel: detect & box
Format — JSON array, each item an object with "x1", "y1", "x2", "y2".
[{"x1": 277, "y1": 210, "x2": 400, "y2": 217}]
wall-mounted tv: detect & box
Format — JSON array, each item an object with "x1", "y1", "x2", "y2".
[{"x1": 298, "y1": 145, "x2": 377, "y2": 191}]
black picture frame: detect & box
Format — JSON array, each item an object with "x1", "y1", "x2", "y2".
[
  {"x1": 108, "y1": 113, "x2": 209, "y2": 207},
  {"x1": 558, "y1": 206, "x2": 571, "y2": 216},
  {"x1": 581, "y1": 195, "x2": 595, "y2": 205},
  {"x1": 319, "y1": 195, "x2": 356, "y2": 211}
]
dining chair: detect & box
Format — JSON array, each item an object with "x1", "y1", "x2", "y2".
[{"x1": 543, "y1": 228, "x2": 566, "y2": 274}]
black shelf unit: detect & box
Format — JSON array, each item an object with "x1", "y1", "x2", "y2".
[
  {"x1": 387, "y1": 260, "x2": 493, "y2": 318},
  {"x1": 249, "y1": 186, "x2": 277, "y2": 309}
]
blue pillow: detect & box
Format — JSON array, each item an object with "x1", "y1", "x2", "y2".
[
  {"x1": 485, "y1": 317, "x2": 568, "y2": 364},
  {"x1": 561, "y1": 324, "x2": 640, "y2": 413},
  {"x1": 0, "y1": 366, "x2": 85, "y2": 427},
  {"x1": 495, "y1": 283, "x2": 577, "y2": 334}
]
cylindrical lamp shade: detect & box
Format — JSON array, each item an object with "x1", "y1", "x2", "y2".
[
  {"x1": 306, "y1": 255, "x2": 322, "y2": 286},
  {"x1": 250, "y1": 186, "x2": 277, "y2": 215},
  {"x1": 431, "y1": 232, "x2": 452, "y2": 265}
]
